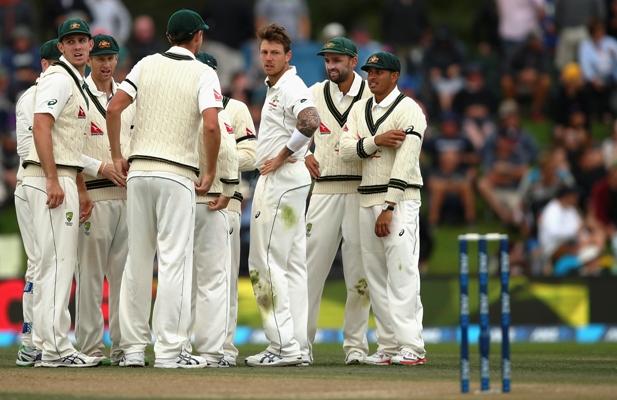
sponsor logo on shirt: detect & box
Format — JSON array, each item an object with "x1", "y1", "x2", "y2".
[
  {"x1": 319, "y1": 122, "x2": 331, "y2": 134},
  {"x1": 47, "y1": 99, "x2": 58, "y2": 106},
  {"x1": 246, "y1": 127, "x2": 255, "y2": 137},
  {"x1": 213, "y1": 89, "x2": 223, "y2": 102},
  {"x1": 342, "y1": 124, "x2": 349, "y2": 132},
  {"x1": 90, "y1": 122, "x2": 104, "y2": 135},
  {"x1": 78, "y1": 106, "x2": 86, "y2": 119},
  {"x1": 224, "y1": 122, "x2": 234, "y2": 134}
]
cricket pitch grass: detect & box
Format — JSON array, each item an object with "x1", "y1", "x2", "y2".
[{"x1": 1, "y1": 343, "x2": 616, "y2": 399}]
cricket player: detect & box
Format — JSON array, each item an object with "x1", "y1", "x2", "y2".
[
  {"x1": 14, "y1": 39, "x2": 61, "y2": 366},
  {"x1": 21, "y1": 18, "x2": 99, "y2": 367},
  {"x1": 305, "y1": 37, "x2": 373, "y2": 365},
  {"x1": 196, "y1": 53, "x2": 258, "y2": 367},
  {"x1": 74, "y1": 34, "x2": 135, "y2": 365},
  {"x1": 340, "y1": 52, "x2": 427, "y2": 366},
  {"x1": 106, "y1": 9, "x2": 222, "y2": 368},
  {"x1": 189, "y1": 52, "x2": 238, "y2": 367},
  {"x1": 245, "y1": 23, "x2": 320, "y2": 367}
]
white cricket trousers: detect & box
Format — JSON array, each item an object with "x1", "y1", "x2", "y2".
[
  {"x1": 14, "y1": 184, "x2": 41, "y2": 350},
  {"x1": 248, "y1": 162, "x2": 311, "y2": 358},
  {"x1": 190, "y1": 205, "x2": 231, "y2": 360},
  {"x1": 223, "y1": 210, "x2": 241, "y2": 360},
  {"x1": 75, "y1": 199, "x2": 127, "y2": 357},
  {"x1": 119, "y1": 171, "x2": 195, "y2": 360},
  {"x1": 359, "y1": 199, "x2": 426, "y2": 357},
  {"x1": 306, "y1": 193, "x2": 371, "y2": 357},
  {"x1": 22, "y1": 175, "x2": 79, "y2": 360}
]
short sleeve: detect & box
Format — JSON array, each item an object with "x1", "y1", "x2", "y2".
[
  {"x1": 285, "y1": 77, "x2": 314, "y2": 118},
  {"x1": 198, "y1": 68, "x2": 224, "y2": 113},
  {"x1": 33, "y1": 73, "x2": 72, "y2": 119},
  {"x1": 119, "y1": 58, "x2": 144, "y2": 99}
]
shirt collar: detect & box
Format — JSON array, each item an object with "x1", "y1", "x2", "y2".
[
  {"x1": 264, "y1": 66, "x2": 297, "y2": 89},
  {"x1": 330, "y1": 71, "x2": 364, "y2": 98},
  {"x1": 372, "y1": 87, "x2": 401, "y2": 109},
  {"x1": 85, "y1": 74, "x2": 117, "y2": 97},
  {"x1": 167, "y1": 46, "x2": 197, "y2": 59},
  {"x1": 59, "y1": 55, "x2": 85, "y2": 80}
]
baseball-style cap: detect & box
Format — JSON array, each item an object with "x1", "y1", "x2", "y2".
[
  {"x1": 91, "y1": 34, "x2": 119, "y2": 56},
  {"x1": 196, "y1": 52, "x2": 217, "y2": 70},
  {"x1": 317, "y1": 37, "x2": 357, "y2": 57},
  {"x1": 57, "y1": 18, "x2": 91, "y2": 41},
  {"x1": 40, "y1": 39, "x2": 61, "y2": 61},
  {"x1": 361, "y1": 51, "x2": 400, "y2": 72},
  {"x1": 167, "y1": 9, "x2": 209, "y2": 41}
]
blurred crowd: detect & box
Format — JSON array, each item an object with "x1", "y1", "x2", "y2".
[{"x1": 1, "y1": 0, "x2": 617, "y2": 277}]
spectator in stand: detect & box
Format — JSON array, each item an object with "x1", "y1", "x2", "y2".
[
  {"x1": 350, "y1": 24, "x2": 383, "y2": 78},
  {"x1": 1, "y1": 26, "x2": 40, "y2": 101},
  {"x1": 607, "y1": 0, "x2": 617, "y2": 38},
  {"x1": 601, "y1": 118, "x2": 617, "y2": 168},
  {"x1": 423, "y1": 26, "x2": 466, "y2": 113},
  {"x1": 381, "y1": 0, "x2": 430, "y2": 75},
  {"x1": 202, "y1": 0, "x2": 254, "y2": 91},
  {"x1": 478, "y1": 100, "x2": 537, "y2": 225},
  {"x1": 589, "y1": 163, "x2": 617, "y2": 258},
  {"x1": 255, "y1": 0, "x2": 310, "y2": 41},
  {"x1": 424, "y1": 112, "x2": 478, "y2": 225},
  {"x1": 501, "y1": 32, "x2": 552, "y2": 120},
  {"x1": 579, "y1": 18, "x2": 617, "y2": 121},
  {"x1": 126, "y1": 15, "x2": 165, "y2": 64},
  {"x1": 452, "y1": 63, "x2": 497, "y2": 151},
  {"x1": 550, "y1": 63, "x2": 592, "y2": 140},
  {"x1": 471, "y1": 0, "x2": 501, "y2": 89},
  {"x1": 85, "y1": 0, "x2": 132, "y2": 45},
  {"x1": 554, "y1": 0, "x2": 606, "y2": 69},
  {"x1": 0, "y1": 0, "x2": 34, "y2": 46},
  {"x1": 43, "y1": 0, "x2": 93, "y2": 37},
  {"x1": 538, "y1": 185, "x2": 606, "y2": 276},
  {"x1": 0, "y1": 66, "x2": 15, "y2": 204},
  {"x1": 496, "y1": 0, "x2": 545, "y2": 63}
]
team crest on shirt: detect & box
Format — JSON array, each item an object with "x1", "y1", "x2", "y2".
[
  {"x1": 306, "y1": 222, "x2": 313, "y2": 237},
  {"x1": 65, "y1": 211, "x2": 74, "y2": 226},
  {"x1": 224, "y1": 122, "x2": 234, "y2": 134},
  {"x1": 83, "y1": 221, "x2": 92, "y2": 235},
  {"x1": 268, "y1": 95, "x2": 280, "y2": 110},
  {"x1": 90, "y1": 122, "x2": 104, "y2": 135},
  {"x1": 213, "y1": 89, "x2": 223, "y2": 102},
  {"x1": 77, "y1": 106, "x2": 86, "y2": 119}
]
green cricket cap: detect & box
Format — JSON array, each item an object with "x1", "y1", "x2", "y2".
[
  {"x1": 90, "y1": 34, "x2": 119, "y2": 56},
  {"x1": 167, "y1": 9, "x2": 209, "y2": 41},
  {"x1": 361, "y1": 51, "x2": 400, "y2": 73},
  {"x1": 196, "y1": 52, "x2": 218, "y2": 70},
  {"x1": 317, "y1": 37, "x2": 357, "y2": 57},
  {"x1": 40, "y1": 39, "x2": 61, "y2": 61},
  {"x1": 57, "y1": 18, "x2": 91, "y2": 41}
]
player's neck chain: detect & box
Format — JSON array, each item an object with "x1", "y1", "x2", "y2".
[{"x1": 324, "y1": 80, "x2": 366, "y2": 127}]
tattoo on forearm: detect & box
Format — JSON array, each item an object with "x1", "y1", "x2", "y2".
[{"x1": 297, "y1": 107, "x2": 320, "y2": 137}]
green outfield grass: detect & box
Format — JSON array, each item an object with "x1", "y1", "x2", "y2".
[{"x1": 0, "y1": 343, "x2": 616, "y2": 399}]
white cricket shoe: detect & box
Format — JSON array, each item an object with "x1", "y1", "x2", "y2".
[
  {"x1": 391, "y1": 349, "x2": 427, "y2": 366},
  {"x1": 38, "y1": 352, "x2": 101, "y2": 368},
  {"x1": 204, "y1": 357, "x2": 232, "y2": 368},
  {"x1": 223, "y1": 354, "x2": 237, "y2": 367},
  {"x1": 154, "y1": 350, "x2": 208, "y2": 369},
  {"x1": 16, "y1": 345, "x2": 41, "y2": 367},
  {"x1": 362, "y1": 350, "x2": 392, "y2": 366},
  {"x1": 345, "y1": 350, "x2": 365, "y2": 365},
  {"x1": 245, "y1": 350, "x2": 303, "y2": 367},
  {"x1": 119, "y1": 352, "x2": 145, "y2": 368}
]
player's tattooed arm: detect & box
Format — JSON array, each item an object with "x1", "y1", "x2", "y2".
[{"x1": 296, "y1": 107, "x2": 320, "y2": 137}]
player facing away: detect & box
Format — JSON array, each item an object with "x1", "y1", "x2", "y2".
[
  {"x1": 305, "y1": 37, "x2": 373, "y2": 365},
  {"x1": 74, "y1": 34, "x2": 135, "y2": 365},
  {"x1": 14, "y1": 39, "x2": 61, "y2": 366},
  {"x1": 340, "y1": 52, "x2": 427, "y2": 366},
  {"x1": 245, "y1": 23, "x2": 320, "y2": 367},
  {"x1": 188, "y1": 52, "x2": 239, "y2": 367},
  {"x1": 21, "y1": 18, "x2": 100, "y2": 367},
  {"x1": 106, "y1": 9, "x2": 222, "y2": 368}
]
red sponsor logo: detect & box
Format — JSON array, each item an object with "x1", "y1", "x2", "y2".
[
  {"x1": 319, "y1": 122, "x2": 331, "y2": 134},
  {"x1": 342, "y1": 124, "x2": 349, "y2": 132},
  {"x1": 90, "y1": 122, "x2": 104, "y2": 135},
  {"x1": 213, "y1": 89, "x2": 223, "y2": 102},
  {"x1": 224, "y1": 122, "x2": 234, "y2": 134},
  {"x1": 246, "y1": 127, "x2": 255, "y2": 137},
  {"x1": 78, "y1": 106, "x2": 86, "y2": 119}
]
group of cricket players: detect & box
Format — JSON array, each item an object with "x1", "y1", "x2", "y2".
[{"x1": 14, "y1": 8, "x2": 428, "y2": 369}]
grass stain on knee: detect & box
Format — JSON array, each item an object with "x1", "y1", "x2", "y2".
[
  {"x1": 280, "y1": 205, "x2": 297, "y2": 229},
  {"x1": 249, "y1": 269, "x2": 275, "y2": 312}
]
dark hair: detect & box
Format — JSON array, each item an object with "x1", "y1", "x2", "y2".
[
  {"x1": 166, "y1": 31, "x2": 198, "y2": 46},
  {"x1": 257, "y1": 23, "x2": 291, "y2": 53},
  {"x1": 587, "y1": 17, "x2": 605, "y2": 36}
]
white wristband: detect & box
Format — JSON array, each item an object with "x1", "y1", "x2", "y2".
[{"x1": 286, "y1": 128, "x2": 311, "y2": 153}]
